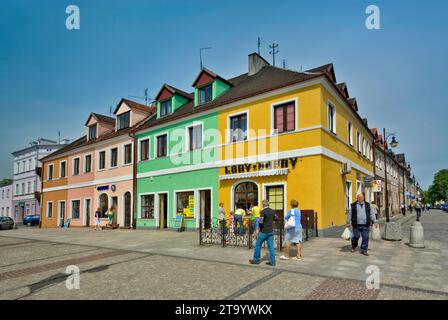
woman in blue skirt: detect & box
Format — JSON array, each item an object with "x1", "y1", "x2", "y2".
[{"x1": 280, "y1": 199, "x2": 303, "y2": 261}]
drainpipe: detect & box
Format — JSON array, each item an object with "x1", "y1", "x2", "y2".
[{"x1": 129, "y1": 131, "x2": 137, "y2": 230}]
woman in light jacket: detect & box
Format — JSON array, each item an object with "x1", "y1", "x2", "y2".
[{"x1": 280, "y1": 199, "x2": 303, "y2": 261}]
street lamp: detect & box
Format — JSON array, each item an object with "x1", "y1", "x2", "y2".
[{"x1": 374, "y1": 128, "x2": 399, "y2": 223}]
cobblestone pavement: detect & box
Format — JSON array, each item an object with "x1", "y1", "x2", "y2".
[{"x1": 0, "y1": 210, "x2": 447, "y2": 300}]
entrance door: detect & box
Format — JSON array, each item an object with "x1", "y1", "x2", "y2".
[
  {"x1": 158, "y1": 193, "x2": 168, "y2": 229},
  {"x1": 345, "y1": 181, "x2": 353, "y2": 213},
  {"x1": 58, "y1": 201, "x2": 66, "y2": 227},
  {"x1": 199, "y1": 190, "x2": 212, "y2": 229},
  {"x1": 85, "y1": 199, "x2": 91, "y2": 227},
  {"x1": 124, "y1": 192, "x2": 131, "y2": 227},
  {"x1": 266, "y1": 185, "x2": 285, "y2": 220},
  {"x1": 111, "y1": 196, "x2": 118, "y2": 224}
]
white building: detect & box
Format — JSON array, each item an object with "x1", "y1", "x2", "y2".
[
  {"x1": 0, "y1": 182, "x2": 13, "y2": 218},
  {"x1": 12, "y1": 138, "x2": 67, "y2": 222}
]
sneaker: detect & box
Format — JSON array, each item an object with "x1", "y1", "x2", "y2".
[
  {"x1": 292, "y1": 256, "x2": 302, "y2": 261},
  {"x1": 361, "y1": 251, "x2": 370, "y2": 256},
  {"x1": 266, "y1": 262, "x2": 276, "y2": 266},
  {"x1": 279, "y1": 255, "x2": 290, "y2": 260},
  {"x1": 249, "y1": 259, "x2": 260, "y2": 265}
]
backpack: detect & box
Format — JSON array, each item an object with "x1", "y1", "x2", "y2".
[{"x1": 284, "y1": 209, "x2": 296, "y2": 229}]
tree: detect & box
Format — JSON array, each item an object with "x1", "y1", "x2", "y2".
[{"x1": 427, "y1": 169, "x2": 448, "y2": 202}]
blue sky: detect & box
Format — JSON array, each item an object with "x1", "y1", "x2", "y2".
[{"x1": 0, "y1": 0, "x2": 447, "y2": 189}]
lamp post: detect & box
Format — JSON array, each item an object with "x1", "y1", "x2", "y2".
[{"x1": 375, "y1": 128, "x2": 398, "y2": 223}]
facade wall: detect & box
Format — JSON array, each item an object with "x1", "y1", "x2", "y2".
[{"x1": 0, "y1": 184, "x2": 13, "y2": 218}]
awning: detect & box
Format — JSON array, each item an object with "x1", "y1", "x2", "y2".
[{"x1": 219, "y1": 168, "x2": 289, "y2": 180}]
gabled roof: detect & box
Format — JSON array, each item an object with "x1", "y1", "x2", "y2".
[
  {"x1": 192, "y1": 67, "x2": 234, "y2": 88},
  {"x1": 85, "y1": 113, "x2": 115, "y2": 126},
  {"x1": 347, "y1": 98, "x2": 359, "y2": 111},
  {"x1": 113, "y1": 98, "x2": 154, "y2": 115},
  {"x1": 306, "y1": 63, "x2": 336, "y2": 82},
  {"x1": 336, "y1": 82, "x2": 349, "y2": 99},
  {"x1": 154, "y1": 84, "x2": 193, "y2": 101}
]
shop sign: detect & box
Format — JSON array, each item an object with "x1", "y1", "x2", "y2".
[
  {"x1": 224, "y1": 157, "x2": 298, "y2": 175},
  {"x1": 97, "y1": 185, "x2": 109, "y2": 191},
  {"x1": 373, "y1": 180, "x2": 382, "y2": 192},
  {"x1": 363, "y1": 176, "x2": 373, "y2": 187},
  {"x1": 183, "y1": 195, "x2": 195, "y2": 218}
]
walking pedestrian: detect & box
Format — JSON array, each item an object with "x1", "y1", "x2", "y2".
[
  {"x1": 249, "y1": 200, "x2": 278, "y2": 266},
  {"x1": 346, "y1": 194, "x2": 378, "y2": 256},
  {"x1": 370, "y1": 201, "x2": 379, "y2": 220},
  {"x1": 94, "y1": 207, "x2": 102, "y2": 231},
  {"x1": 218, "y1": 202, "x2": 228, "y2": 240},
  {"x1": 415, "y1": 201, "x2": 422, "y2": 221},
  {"x1": 401, "y1": 203, "x2": 406, "y2": 216},
  {"x1": 280, "y1": 199, "x2": 303, "y2": 261}
]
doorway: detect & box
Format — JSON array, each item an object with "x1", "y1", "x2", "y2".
[
  {"x1": 199, "y1": 189, "x2": 212, "y2": 229},
  {"x1": 124, "y1": 192, "x2": 131, "y2": 228},
  {"x1": 58, "y1": 201, "x2": 66, "y2": 227},
  {"x1": 111, "y1": 196, "x2": 118, "y2": 224},
  {"x1": 266, "y1": 185, "x2": 285, "y2": 219},
  {"x1": 158, "y1": 193, "x2": 168, "y2": 229},
  {"x1": 84, "y1": 199, "x2": 91, "y2": 227},
  {"x1": 99, "y1": 193, "x2": 108, "y2": 216}
]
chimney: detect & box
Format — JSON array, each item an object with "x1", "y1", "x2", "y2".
[{"x1": 248, "y1": 52, "x2": 270, "y2": 76}]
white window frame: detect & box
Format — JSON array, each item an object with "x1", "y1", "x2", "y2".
[
  {"x1": 46, "y1": 201, "x2": 53, "y2": 218},
  {"x1": 261, "y1": 182, "x2": 287, "y2": 214},
  {"x1": 345, "y1": 180, "x2": 353, "y2": 210},
  {"x1": 185, "y1": 122, "x2": 204, "y2": 152},
  {"x1": 97, "y1": 150, "x2": 107, "y2": 171},
  {"x1": 154, "y1": 132, "x2": 169, "y2": 158},
  {"x1": 270, "y1": 98, "x2": 298, "y2": 135},
  {"x1": 84, "y1": 153, "x2": 93, "y2": 173},
  {"x1": 139, "y1": 192, "x2": 156, "y2": 220},
  {"x1": 83, "y1": 198, "x2": 92, "y2": 226},
  {"x1": 348, "y1": 121, "x2": 353, "y2": 146},
  {"x1": 109, "y1": 147, "x2": 119, "y2": 169},
  {"x1": 227, "y1": 110, "x2": 249, "y2": 144},
  {"x1": 70, "y1": 199, "x2": 81, "y2": 219},
  {"x1": 174, "y1": 189, "x2": 198, "y2": 226},
  {"x1": 327, "y1": 102, "x2": 337, "y2": 134},
  {"x1": 138, "y1": 137, "x2": 151, "y2": 162},
  {"x1": 356, "y1": 130, "x2": 361, "y2": 153},
  {"x1": 72, "y1": 157, "x2": 81, "y2": 176},
  {"x1": 59, "y1": 160, "x2": 67, "y2": 178},
  {"x1": 47, "y1": 163, "x2": 54, "y2": 181},
  {"x1": 122, "y1": 143, "x2": 133, "y2": 166},
  {"x1": 58, "y1": 200, "x2": 66, "y2": 226}
]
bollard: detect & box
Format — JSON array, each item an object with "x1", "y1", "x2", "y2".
[{"x1": 409, "y1": 221, "x2": 425, "y2": 248}]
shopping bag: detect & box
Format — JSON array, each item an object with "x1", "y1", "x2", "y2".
[
  {"x1": 341, "y1": 227, "x2": 352, "y2": 240},
  {"x1": 284, "y1": 210, "x2": 296, "y2": 229},
  {"x1": 371, "y1": 224, "x2": 381, "y2": 241}
]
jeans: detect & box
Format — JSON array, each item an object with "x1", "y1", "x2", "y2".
[
  {"x1": 252, "y1": 232, "x2": 276, "y2": 265},
  {"x1": 234, "y1": 214, "x2": 243, "y2": 236},
  {"x1": 249, "y1": 218, "x2": 260, "y2": 234},
  {"x1": 351, "y1": 225, "x2": 370, "y2": 252}
]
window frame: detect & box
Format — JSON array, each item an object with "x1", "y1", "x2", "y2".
[
  {"x1": 348, "y1": 121, "x2": 353, "y2": 146},
  {"x1": 328, "y1": 102, "x2": 337, "y2": 134},
  {"x1": 140, "y1": 193, "x2": 155, "y2": 219},
  {"x1": 139, "y1": 138, "x2": 150, "y2": 162},
  {"x1": 110, "y1": 147, "x2": 119, "y2": 168},
  {"x1": 159, "y1": 99, "x2": 172, "y2": 117},
  {"x1": 198, "y1": 84, "x2": 213, "y2": 105},
  {"x1": 123, "y1": 143, "x2": 133, "y2": 165},
  {"x1": 117, "y1": 111, "x2": 131, "y2": 130},
  {"x1": 98, "y1": 150, "x2": 106, "y2": 171},
  {"x1": 271, "y1": 98, "x2": 298, "y2": 135},
  {"x1": 59, "y1": 160, "x2": 67, "y2": 178},
  {"x1": 70, "y1": 199, "x2": 81, "y2": 219},
  {"x1": 46, "y1": 201, "x2": 53, "y2": 218},
  {"x1": 47, "y1": 163, "x2": 54, "y2": 181},
  {"x1": 356, "y1": 130, "x2": 361, "y2": 153},
  {"x1": 84, "y1": 154, "x2": 92, "y2": 173},
  {"x1": 72, "y1": 157, "x2": 81, "y2": 176},
  {"x1": 88, "y1": 124, "x2": 97, "y2": 140},
  {"x1": 186, "y1": 123, "x2": 203, "y2": 151},
  {"x1": 155, "y1": 133, "x2": 168, "y2": 158},
  {"x1": 227, "y1": 110, "x2": 249, "y2": 143}
]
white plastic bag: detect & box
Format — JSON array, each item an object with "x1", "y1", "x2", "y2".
[{"x1": 341, "y1": 227, "x2": 353, "y2": 240}]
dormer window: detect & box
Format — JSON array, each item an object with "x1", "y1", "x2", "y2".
[
  {"x1": 89, "y1": 125, "x2": 97, "y2": 140},
  {"x1": 160, "y1": 99, "x2": 172, "y2": 117},
  {"x1": 117, "y1": 111, "x2": 130, "y2": 130},
  {"x1": 198, "y1": 84, "x2": 213, "y2": 104}
]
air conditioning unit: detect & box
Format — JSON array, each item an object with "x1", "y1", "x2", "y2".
[{"x1": 341, "y1": 162, "x2": 352, "y2": 174}]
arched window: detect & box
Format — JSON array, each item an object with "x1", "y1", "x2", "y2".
[{"x1": 234, "y1": 182, "x2": 258, "y2": 211}]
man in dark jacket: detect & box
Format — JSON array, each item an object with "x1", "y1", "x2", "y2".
[
  {"x1": 249, "y1": 200, "x2": 278, "y2": 266},
  {"x1": 346, "y1": 194, "x2": 378, "y2": 256}
]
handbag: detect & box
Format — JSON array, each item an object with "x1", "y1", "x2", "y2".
[{"x1": 284, "y1": 209, "x2": 296, "y2": 229}]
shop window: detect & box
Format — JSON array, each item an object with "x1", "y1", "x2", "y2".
[
  {"x1": 71, "y1": 200, "x2": 80, "y2": 219},
  {"x1": 273, "y1": 102, "x2": 295, "y2": 133},
  {"x1": 176, "y1": 191, "x2": 195, "y2": 219},
  {"x1": 156, "y1": 134, "x2": 168, "y2": 158},
  {"x1": 188, "y1": 124, "x2": 202, "y2": 151},
  {"x1": 198, "y1": 84, "x2": 213, "y2": 104},
  {"x1": 141, "y1": 194, "x2": 154, "y2": 219},
  {"x1": 230, "y1": 113, "x2": 247, "y2": 142},
  {"x1": 234, "y1": 182, "x2": 258, "y2": 211}
]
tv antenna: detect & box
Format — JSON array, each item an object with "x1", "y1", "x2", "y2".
[
  {"x1": 200, "y1": 47, "x2": 212, "y2": 69},
  {"x1": 282, "y1": 59, "x2": 287, "y2": 69},
  {"x1": 128, "y1": 88, "x2": 152, "y2": 106},
  {"x1": 257, "y1": 37, "x2": 261, "y2": 55},
  {"x1": 269, "y1": 43, "x2": 279, "y2": 66}
]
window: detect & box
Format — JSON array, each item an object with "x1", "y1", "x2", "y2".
[
  {"x1": 110, "y1": 148, "x2": 118, "y2": 167},
  {"x1": 348, "y1": 121, "x2": 353, "y2": 146},
  {"x1": 60, "y1": 161, "x2": 66, "y2": 178},
  {"x1": 73, "y1": 157, "x2": 80, "y2": 175},
  {"x1": 48, "y1": 164, "x2": 54, "y2": 180},
  {"x1": 89, "y1": 125, "x2": 97, "y2": 140},
  {"x1": 28, "y1": 159, "x2": 32, "y2": 171},
  {"x1": 156, "y1": 134, "x2": 168, "y2": 158},
  {"x1": 140, "y1": 194, "x2": 154, "y2": 219},
  {"x1": 356, "y1": 131, "x2": 361, "y2": 153},
  {"x1": 234, "y1": 182, "x2": 258, "y2": 211},
  {"x1": 198, "y1": 84, "x2": 213, "y2": 104},
  {"x1": 230, "y1": 113, "x2": 247, "y2": 142},
  {"x1": 328, "y1": 103, "x2": 336, "y2": 133},
  {"x1": 15, "y1": 184, "x2": 19, "y2": 195},
  {"x1": 188, "y1": 125, "x2": 202, "y2": 151},
  {"x1": 273, "y1": 102, "x2": 295, "y2": 133},
  {"x1": 140, "y1": 139, "x2": 149, "y2": 161},
  {"x1": 266, "y1": 185, "x2": 285, "y2": 219},
  {"x1": 160, "y1": 99, "x2": 172, "y2": 117},
  {"x1": 7, "y1": 189, "x2": 9, "y2": 198},
  {"x1": 21, "y1": 183, "x2": 25, "y2": 195},
  {"x1": 99, "y1": 151, "x2": 106, "y2": 170},
  {"x1": 124, "y1": 144, "x2": 132, "y2": 165},
  {"x1": 84, "y1": 155, "x2": 92, "y2": 173},
  {"x1": 71, "y1": 200, "x2": 80, "y2": 219},
  {"x1": 117, "y1": 112, "x2": 130, "y2": 130},
  {"x1": 47, "y1": 202, "x2": 53, "y2": 218},
  {"x1": 27, "y1": 182, "x2": 31, "y2": 194},
  {"x1": 1, "y1": 190, "x2": 3, "y2": 199},
  {"x1": 362, "y1": 138, "x2": 366, "y2": 157},
  {"x1": 176, "y1": 191, "x2": 195, "y2": 218}
]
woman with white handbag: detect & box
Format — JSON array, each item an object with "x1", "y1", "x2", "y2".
[{"x1": 280, "y1": 199, "x2": 303, "y2": 261}]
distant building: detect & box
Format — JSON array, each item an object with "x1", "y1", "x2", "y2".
[
  {"x1": 12, "y1": 138, "x2": 68, "y2": 222},
  {"x1": 0, "y1": 180, "x2": 13, "y2": 218}
]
